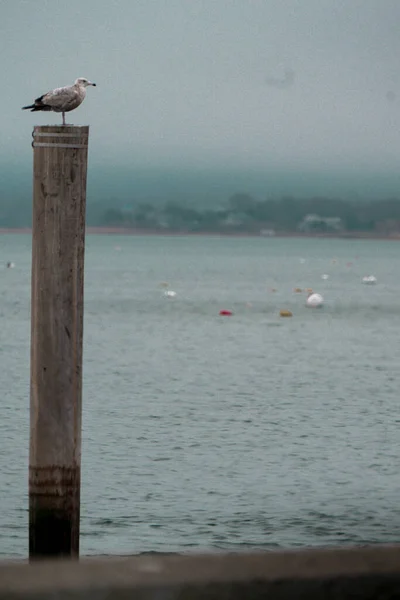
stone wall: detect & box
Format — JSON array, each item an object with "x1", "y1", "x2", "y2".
[{"x1": 1, "y1": 545, "x2": 400, "y2": 599}]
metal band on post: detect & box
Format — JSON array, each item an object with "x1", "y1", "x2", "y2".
[{"x1": 32, "y1": 143, "x2": 88, "y2": 148}]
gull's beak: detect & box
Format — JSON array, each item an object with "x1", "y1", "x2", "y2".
[{"x1": 90, "y1": 82, "x2": 97, "y2": 86}]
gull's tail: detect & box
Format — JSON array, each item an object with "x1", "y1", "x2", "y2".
[
  {"x1": 22, "y1": 105, "x2": 51, "y2": 112},
  {"x1": 22, "y1": 95, "x2": 52, "y2": 112}
]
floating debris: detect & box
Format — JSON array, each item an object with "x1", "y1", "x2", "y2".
[
  {"x1": 306, "y1": 293, "x2": 324, "y2": 308},
  {"x1": 362, "y1": 275, "x2": 377, "y2": 285},
  {"x1": 219, "y1": 309, "x2": 233, "y2": 316}
]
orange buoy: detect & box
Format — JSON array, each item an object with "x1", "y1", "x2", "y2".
[{"x1": 219, "y1": 309, "x2": 233, "y2": 316}]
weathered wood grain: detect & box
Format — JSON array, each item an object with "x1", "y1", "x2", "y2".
[{"x1": 29, "y1": 125, "x2": 89, "y2": 558}]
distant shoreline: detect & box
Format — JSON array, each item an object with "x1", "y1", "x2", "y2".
[{"x1": 0, "y1": 227, "x2": 399, "y2": 241}]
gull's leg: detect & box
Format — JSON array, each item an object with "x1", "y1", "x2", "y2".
[{"x1": 62, "y1": 112, "x2": 66, "y2": 126}]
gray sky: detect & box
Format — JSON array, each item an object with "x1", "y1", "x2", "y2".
[{"x1": 1, "y1": 0, "x2": 400, "y2": 178}]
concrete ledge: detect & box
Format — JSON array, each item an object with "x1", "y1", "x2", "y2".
[{"x1": 1, "y1": 545, "x2": 400, "y2": 599}]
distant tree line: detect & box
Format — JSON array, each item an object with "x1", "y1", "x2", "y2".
[
  {"x1": 100, "y1": 194, "x2": 400, "y2": 235},
  {"x1": 1, "y1": 192, "x2": 400, "y2": 234}
]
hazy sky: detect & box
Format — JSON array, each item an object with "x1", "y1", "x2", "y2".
[{"x1": 1, "y1": 0, "x2": 400, "y2": 183}]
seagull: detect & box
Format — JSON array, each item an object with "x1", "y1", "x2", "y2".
[{"x1": 22, "y1": 77, "x2": 96, "y2": 125}]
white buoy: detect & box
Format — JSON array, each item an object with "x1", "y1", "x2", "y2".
[
  {"x1": 306, "y1": 293, "x2": 324, "y2": 308},
  {"x1": 362, "y1": 275, "x2": 377, "y2": 285},
  {"x1": 164, "y1": 290, "x2": 176, "y2": 297},
  {"x1": 321, "y1": 274, "x2": 329, "y2": 280}
]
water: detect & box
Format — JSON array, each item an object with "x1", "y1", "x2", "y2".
[{"x1": 0, "y1": 233, "x2": 399, "y2": 558}]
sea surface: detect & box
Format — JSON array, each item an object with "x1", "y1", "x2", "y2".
[{"x1": 0, "y1": 233, "x2": 399, "y2": 558}]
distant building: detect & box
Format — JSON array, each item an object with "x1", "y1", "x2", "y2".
[
  {"x1": 297, "y1": 214, "x2": 343, "y2": 233},
  {"x1": 222, "y1": 212, "x2": 251, "y2": 227}
]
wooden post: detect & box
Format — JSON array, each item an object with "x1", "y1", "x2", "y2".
[{"x1": 29, "y1": 125, "x2": 89, "y2": 559}]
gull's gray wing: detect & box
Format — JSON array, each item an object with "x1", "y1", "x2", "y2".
[{"x1": 39, "y1": 86, "x2": 82, "y2": 111}]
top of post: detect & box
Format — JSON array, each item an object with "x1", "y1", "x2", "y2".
[
  {"x1": 32, "y1": 125, "x2": 89, "y2": 149},
  {"x1": 33, "y1": 125, "x2": 89, "y2": 133}
]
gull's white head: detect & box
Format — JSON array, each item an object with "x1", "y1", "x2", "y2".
[{"x1": 75, "y1": 77, "x2": 96, "y2": 87}]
